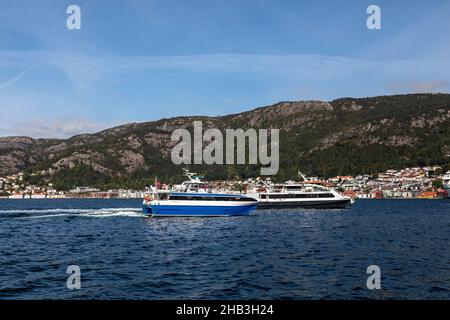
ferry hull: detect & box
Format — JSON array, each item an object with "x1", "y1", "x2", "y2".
[
  {"x1": 142, "y1": 204, "x2": 152, "y2": 214},
  {"x1": 150, "y1": 204, "x2": 257, "y2": 217},
  {"x1": 257, "y1": 199, "x2": 352, "y2": 209}
]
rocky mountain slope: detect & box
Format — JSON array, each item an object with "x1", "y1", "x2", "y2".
[{"x1": 0, "y1": 93, "x2": 449, "y2": 190}]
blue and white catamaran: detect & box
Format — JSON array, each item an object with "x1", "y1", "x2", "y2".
[{"x1": 142, "y1": 170, "x2": 257, "y2": 217}]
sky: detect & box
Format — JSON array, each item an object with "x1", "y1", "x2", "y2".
[{"x1": 0, "y1": 0, "x2": 449, "y2": 138}]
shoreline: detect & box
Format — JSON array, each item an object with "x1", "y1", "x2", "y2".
[{"x1": 0, "y1": 197, "x2": 447, "y2": 200}]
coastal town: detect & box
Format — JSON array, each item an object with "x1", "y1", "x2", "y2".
[{"x1": 0, "y1": 165, "x2": 449, "y2": 200}]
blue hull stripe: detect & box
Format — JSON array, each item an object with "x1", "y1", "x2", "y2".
[{"x1": 148, "y1": 204, "x2": 256, "y2": 217}]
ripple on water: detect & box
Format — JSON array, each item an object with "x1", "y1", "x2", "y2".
[{"x1": 0, "y1": 199, "x2": 450, "y2": 299}]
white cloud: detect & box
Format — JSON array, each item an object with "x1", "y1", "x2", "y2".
[
  {"x1": 387, "y1": 80, "x2": 450, "y2": 93},
  {"x1": 0, "y1": 50, "x2": 448, "y2": 138},
  {"x1": 0, "y1": 72, "x2": 26, "y2": 89},
  {"x1": 1, "y1": 50, "x2": 449, "y2": 86},
  {"x1": 0, "y1": 118, "x2": 111, "y2": 139},
  {"x1": 0, "y1": 51, "x2": 104, "y2": 90}
]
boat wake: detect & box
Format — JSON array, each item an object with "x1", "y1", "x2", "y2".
[{"x1": 0, "y1": 208, "x2": 144, "y2": 219}]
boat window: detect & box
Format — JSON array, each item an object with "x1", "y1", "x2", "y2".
[
  {"x1": 318, "y1": 193, "x2": 335, "y2": 198},
  {"x1": 285, "y1": 186, "x2": 302, "y2": 191},
  {"x1": 168, "y1": 195, "x2": 256, "y2": 202},
  {"x1": 294, "y1": 194, "x2": 317, "y2": 198},
  {"x1": 268, "y1": 193, "x2": 330, "y2": 199},
  {"x1": 268, "y1": 194, "x2": 287, "y2": 199},
  {"x1": 160, "y1": 193, "x2": 169, "y2": 200}
]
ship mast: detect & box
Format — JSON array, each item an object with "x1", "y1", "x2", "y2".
[
  {"x1": 298, "y1": 171, "x2": 308, "y2": 182},
  {"x1": 182, "y1": 168, "x2": 203, "y2": 182}
]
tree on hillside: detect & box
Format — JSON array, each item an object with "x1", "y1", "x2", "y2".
[{"x1": 432, "y1": 180, "x2": 443, "y2": 189}]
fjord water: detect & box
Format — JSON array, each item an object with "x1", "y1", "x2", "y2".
[{"x1": 0, "y1": 199, "x2": 449, "y2": 299}]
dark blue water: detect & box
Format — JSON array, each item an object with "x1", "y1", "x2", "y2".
[{"x1": 0, "y1": 199, "x2": 449, "y2": 299}]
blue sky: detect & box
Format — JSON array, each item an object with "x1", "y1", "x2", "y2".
[{"x1": 0, "y1": 0, "x2": 449, "y2": 138}]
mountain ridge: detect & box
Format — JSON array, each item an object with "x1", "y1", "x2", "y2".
[{"x1": 1, "y1": 93, "x2": 449, "y2": 190}]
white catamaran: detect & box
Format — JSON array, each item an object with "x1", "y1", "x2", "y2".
[
  {"x1": 142, "y1": 169, "x2": 257, "y2": 217},
  {"x1": 247, "y1": 172, "x2": 353, "y2": 209}
]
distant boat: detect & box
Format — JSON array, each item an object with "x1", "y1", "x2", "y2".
[{"x1": 247, "y1": 171, "x2": 353, "y2": 209}]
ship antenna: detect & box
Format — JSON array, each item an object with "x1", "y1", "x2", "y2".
[
  {"x1": 260, "y1": 179, "x2": 273, "y2": 192},
  {"x1": 298, "y1": 171, "x2": 308, "y2": 182},
  {"x1": 183, "y1": 168, "x2": 199, "y2": 182}
]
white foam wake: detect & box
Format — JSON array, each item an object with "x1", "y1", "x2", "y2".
[
  {"x1": 0, "y1": 207, "x2": 145, "y2": 219},
  {"x1": 0, "y1": 208, "x2": 90, "y2": 214}
]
